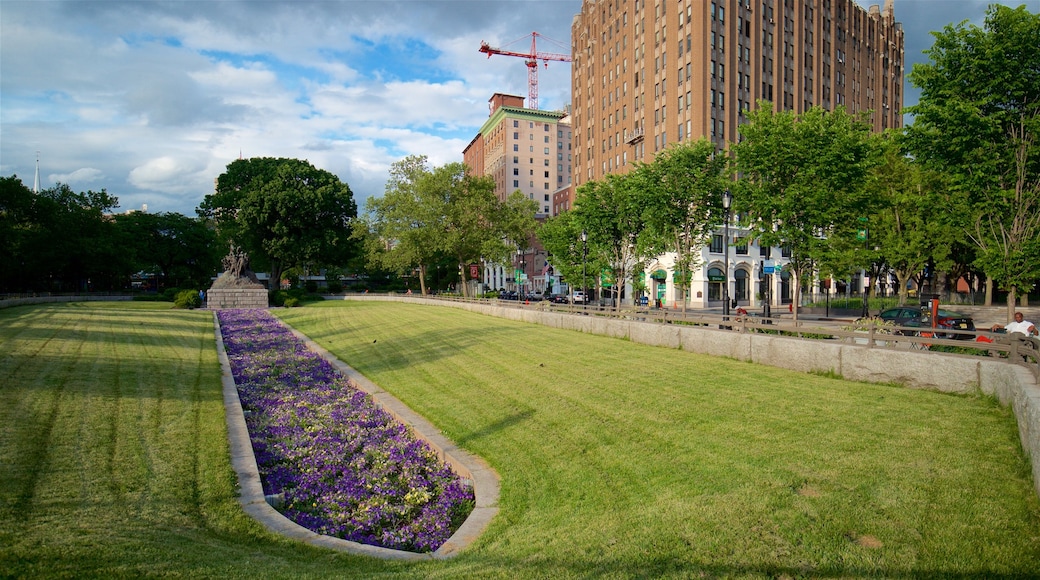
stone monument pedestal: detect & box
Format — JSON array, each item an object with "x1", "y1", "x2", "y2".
[
  {"x1": 207, "y1": 287, "x2": 268, "y2": 309},
  {"x1": 207, "y1": 244, "x2": 268, "y2": 309}
]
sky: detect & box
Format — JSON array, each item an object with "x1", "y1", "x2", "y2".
[{"x1": 1, "y1": 0, "x2": 1033, "y2": 217}]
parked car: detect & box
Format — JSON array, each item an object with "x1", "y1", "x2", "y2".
[
  {"x1": 498, "y1": 290, "x2": 518, "y2": 300},
  {"x1": 550, "y1": 294, "x2": 570, "y2": 304},
  {"x1": 571, "y1": 290, "x2": 588, "y2": 304},
  {"x1": 877, "y1": 306, "x2": 976, "y2": 339}
]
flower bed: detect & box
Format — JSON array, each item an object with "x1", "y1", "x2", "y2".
[{"x1": 217, "y1": 309, "x2": 474, "y2": 553}]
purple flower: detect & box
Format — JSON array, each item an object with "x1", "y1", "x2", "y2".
[{"x1": 217, "y1": 309, "x2": 474, "y2": 553}]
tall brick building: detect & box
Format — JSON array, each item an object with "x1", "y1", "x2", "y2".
[
  {"x1": 564, "y1": 0, "x2": 903, "y2": 309},
  {"x1": 570, "y1": 0, "x2": 904, "y2": 184}
]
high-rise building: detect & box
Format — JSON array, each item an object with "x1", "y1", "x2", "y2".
[
  {"x1": 463, "y1": 94, "x2": 575, "y2": 294},
  {"x1": 567, "y1": 0, "x2": 903, "y2": 310},
  {"x1": 570, "y1": 0, "x2": 904, "y2": 184}
]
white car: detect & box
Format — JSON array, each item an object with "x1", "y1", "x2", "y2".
[{"x1": 571, "y1": 291, "x2": 587, "y2": 304}]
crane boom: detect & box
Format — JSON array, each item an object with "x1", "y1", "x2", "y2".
[{"x1": 479, "y1": 31, "x2": 571, "y2": 110}]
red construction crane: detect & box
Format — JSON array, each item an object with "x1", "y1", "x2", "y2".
[{"x1": 479, "y1": 31, "x2": 571, "y2": 110}]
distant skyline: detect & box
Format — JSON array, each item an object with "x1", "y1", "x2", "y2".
[{"x1": 1, "y1": 1, "x2": 1030, "y2": 216}]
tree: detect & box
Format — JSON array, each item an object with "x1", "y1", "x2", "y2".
[
  {"x1": 199, "y1": 158, "x2": 357, "y2": 289},
  {"x1": 866, "y1": 135, "x2": 960, "y2": 306},
  {"x1": 359, "y1": 156, "x2": 535, "y2": 296},
  {"x1": 438, "y1": 166, "x2": 534, "y2": 298},
  {"x1": 358, "y1": 155, "x2": 443, "y2": 295},
  {"x1": 571, "y1": 172, "x2": 647, "y2": 311},
  {"x1": 905, "y1": 5, "x2": 1040, "y2": 321},
  {"x1": 637, "y1": 139, "x2": 728, "y2": 313},
  {"x1": 733, "y1": 104, "x2": 879, "y2": 320},
  {"x1": 114, "y1": 212, "x2": 220, "y2": 290},
  {"x1": 0, "y1": 176, "x2": 36, "y2": 292},
  {"x1": 536, "y1": 210, "x2": 587, "y2": 293}
]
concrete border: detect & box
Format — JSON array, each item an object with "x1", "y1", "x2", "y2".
[
  {"x1": 213, "y1": 312, "x2": 499, "y2": 560},
  {"x1": 336, "y1": 295, "x2": 1040, "y2": 500}
]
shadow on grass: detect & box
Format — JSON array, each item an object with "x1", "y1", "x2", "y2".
[{"x1": 455, "y1": 408, "x2": 536, "y2": 447}]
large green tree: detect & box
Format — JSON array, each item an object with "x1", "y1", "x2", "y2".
[
  {"x1": 732, "y1": 104, "x2": 879, "y2": 320},
  {"x1": 905, "y1": 4, "x2": 1040, "y2": 320},
  {"x1": 358, "y1": 156, "x2": 535, "y2": 296},
  {"x1": 0, "y1": 180, "x2": 122, "y2": 292},
  {"x1": 542, "y1": 172, "x2": 647, "y2": 311},
  {"x1": 866, "y1": 135, "x2": 960, "y2": 306},
  {"x1": 199, "y1": 157, "x2": 357, "y2": 288},
  {"x1": 636, "y1": 139, "x2": 728, "y2": 313}
]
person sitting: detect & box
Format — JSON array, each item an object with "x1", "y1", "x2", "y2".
[{"x1": 992, "y1": 312, "x2": 1037, "y2": 336}]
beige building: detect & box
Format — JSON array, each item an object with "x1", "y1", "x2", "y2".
[
  {"x1": 464, "y1": 93, "x2": 574, "y2": 216},
  {"x1": 463, "y1": 94, "x2": 575, "y2": 294},
  {"x1": 570, "y1": 0, "x2": 904, "y2": 184}
]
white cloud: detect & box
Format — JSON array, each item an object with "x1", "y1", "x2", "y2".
[
  {"x1": 48, "y1": 168, "x2": 106, "y2": 185},
  {"x1": 0, "y1": 0, "x2": 1026, "y2": 217}
]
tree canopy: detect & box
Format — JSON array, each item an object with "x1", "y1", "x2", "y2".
[
  {"x1": 358, "y1": 155, "x2": 536, "y2": 296},
  {"x1": 732, "y1": 104, "x2": 880, "y2": 319},
  {"x1": 636, "y1": 139, "x2": 729, "y2": 312},
  {"x1": 198, "y1": 157, "x2": 357, "y2": 288},
  {"x1": 905, "y1": 4, "x2": 1040, "y2": 319}
]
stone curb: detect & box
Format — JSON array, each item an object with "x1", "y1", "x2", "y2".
[{"x1": 213, "y1": 312, "x2": 500, "y2": 560}]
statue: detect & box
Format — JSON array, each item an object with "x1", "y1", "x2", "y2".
[{"x1": 210, "y1": 243, "x2": 263, "y2": 289}]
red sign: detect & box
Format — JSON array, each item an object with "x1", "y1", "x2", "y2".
[{"x1": 470, "y1": 264, "x2": 480, "y2": 279}]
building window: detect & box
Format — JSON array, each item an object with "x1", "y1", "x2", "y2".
[
  {"x1": 736, "y1": 238, "x2": 748, "y2": 255},
  {"x1": 710, "y1": 234, "x2": 724, "y2": 254}
]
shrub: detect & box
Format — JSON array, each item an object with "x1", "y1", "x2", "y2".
[
  {"x1": 283, "y1": 297, "x2": 300, "y2": 308},
  {"x1": 269, "y1": 290, "x2": 286, "y2": 307},
  {"x1": 173, "y1": 289, "x2": 202, "y2": 309},
  {"x1": 304, "y1": 280, "x2": 319, "y2": 294},
  {"x1": 326, "y1": 281, "x2": 343, "y2": 294},
  {"x1": 162, "y1": 287, "x2": 181, "y2": 302}
]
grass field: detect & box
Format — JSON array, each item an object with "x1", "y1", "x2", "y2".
[{"x1": 2, "y1": 300, "x2": 1039, "y2": 578}]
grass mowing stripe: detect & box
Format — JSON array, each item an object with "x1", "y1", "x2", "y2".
[
  {"x1": 2, "y1": 300, "x2": 1038, "y2": 578},
  {"x1": 279, "y1": 301, "x2": 1040, "y2": 577}
]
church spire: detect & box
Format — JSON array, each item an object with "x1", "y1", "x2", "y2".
[{"x1": 33, "y1": 151, "x2": 40, "y2": 194}]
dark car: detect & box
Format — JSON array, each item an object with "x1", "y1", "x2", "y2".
[
  {"x1": 877, "y1": 306, "x2": 976, "y2": 339},
  {"x1": 549, "y1": 294, "x2": 570, "y2": 304}
]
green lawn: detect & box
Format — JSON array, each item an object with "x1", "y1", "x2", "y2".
[{"x1": 2, "y1": 300, "x2": 1039, "y2": 578}]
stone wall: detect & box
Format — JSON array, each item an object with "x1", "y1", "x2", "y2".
[{"x1": 207, "y1": 288, "x2": 268, "y2": 309}]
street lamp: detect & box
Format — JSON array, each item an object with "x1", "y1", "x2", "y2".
[
  {"x1": 581, "y1": 230, "x2": 588, "y2": 307},
  {"x1": 722, "y1": 190, "x2": 732, "y2": 318}
]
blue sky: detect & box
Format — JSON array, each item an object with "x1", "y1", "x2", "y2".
[{"x1": 1, "y1": 0, "x2": 1030, "y2": 216}]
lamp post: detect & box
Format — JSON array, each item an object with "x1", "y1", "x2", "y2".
[
  {"x1": 581, "y1": 230, "x2": 588, "y2": 307},
  {"x1": 722, "y1": 190, "x2": 732, "y2": 318}
]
